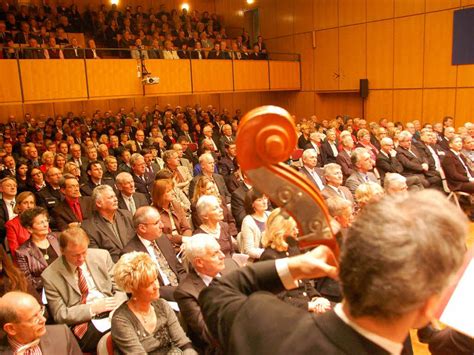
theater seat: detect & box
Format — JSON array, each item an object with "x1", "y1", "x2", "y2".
[{"x1": 97, "y1": 332, "x2": 114, "y2": 355}]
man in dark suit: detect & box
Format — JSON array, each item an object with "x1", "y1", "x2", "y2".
[
  {"x1": 130, "y1": 153, "x2": 153, "y2": 203},
  {"x1": 42, "y1": 227, "x2": 127, "y2": 352},
  {"x1": 0, "y1": 291, "x2": 82, "y2": 355},
  {"x1": 336, "y1": 134, "x2": 355, "y2": 180},
  {"x1": 231, "y1": 178, "x2": 251, "y2": 229},
  {"x1": 438, "y1": 126, "x2": 456, "y2": 154},
  {"x1": 81, "y1": 185, "x2": 135, "y2": 262},
  {"x1": 115, "y1": 172, "x2": 148, "y2": 214},
  {"x1": 80, "y1": 162, "x2": 115, "y2": 197},
  {"x1": 174, "y1": 234, "x2": 238, "y2": 353},
  {"x1": 320, "y1": 129, "x2": 339, "y2": 165},
  {"x1": 218, "y1": 124, "x2": 236, "y2": 156},
  {"x1": 299, "y1": 149, "x2": 325, "y2": 191},
  {"x1": 345, "y1": 147, "x2": 379, "y2": 196},
  {"x1": 441, "y1": 135, "x2": 474, "y2": 193},
  {"x1": 37, "y1": 167, "x2": 64, "y2": 215},
  {"x1": 199, "y1": 190, "x2": 466, "y2": 355},
  {"x1": 63, "y1": 37, "x2": 84, "y2": 59},
  {"x1": 22, "y1": 38, "x2": 46, "y2": 59},
  {"x1": 122, "y1": 206, "x2": 187, "y2": 301},
  {"x1": 51, "y1": 174, "x2": 93, "y2": 231}
]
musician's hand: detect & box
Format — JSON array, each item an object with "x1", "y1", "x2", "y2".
[{"x1": 287, "y1": 245, "x2": 338, "y2": 281}]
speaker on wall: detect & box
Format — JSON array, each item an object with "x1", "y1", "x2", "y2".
[{"x1": 360, "y1": 79, "x2": 369, "y2": 99}]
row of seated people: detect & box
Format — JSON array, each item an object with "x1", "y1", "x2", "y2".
[{"x1": 0, "y1": 107, "x2": 472, "y2": 353}]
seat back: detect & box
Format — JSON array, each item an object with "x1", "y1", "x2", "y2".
[{"x1": 96, "y1": 332, "x2": 113, "y2": 355}]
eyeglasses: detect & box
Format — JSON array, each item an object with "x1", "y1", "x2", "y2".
[{"x1": 22, "y1": 305, "x2": 46, "y2": 325}]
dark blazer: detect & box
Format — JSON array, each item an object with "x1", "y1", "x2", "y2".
[
  {"x1": 299, "y1": 166, "x2": 326, "y2": 190},
  {"x1": 174, "y1": 259, "x2": 238, "y2": 353},
  {"x1": 199, "y1": 260, "x2": 401, "y2": 355},
  {"x1": 0, "y1": 324, "x2": 82, "y2": 355},
  {"x1": 50, "y1": 197, "x2": 93, "y2": 231},
  {"x1": 117, "y1": 192, "x2": 148, "y2": 212},
  {"x1": 36, "y1": 184, "x2": 64, "y2": 212},
  {"x1": 395, "y1": 146, "x2": 426, "y2": 176},
  {"x1": 189, "y1": 173, "x2": 231, "y2": 204},
  {"x1": 320, "y1": 140, "x2": 339, "y2": 165},
  {"x1": 441, "y1": 150, "x2": 474, "y2": 192},
  {"x1": 63, "y1": 46, "x2": 85, "y2": 59},
  {"x1": 15, "y1": 234, "x2": 61, "y2": 292},
  {"x1": 190, "y1": 49, "x2": 206, "y2": 59},
  {"x1": 0, "y1": 199, "x2": 12, "y2": 243},
  {"x1": 375, "y1": 151, "x2": 404, "y2": 181},
  {"x1": 230, "y1": 182, "x2": 250, "y2": 229},
  {"x1": 22, "y1": 47, "x2": 46, "y2": 59},
  {"x1": 81, "y1": 209, "x2": 135, "y2": 262},
  {"x1": 122, "y1": 235, "x2": 187, "y2": 301},
  {"x1": 132, "y1": 173, "x2": 153, "y2": 203},
  {"x1": 336, "y1": 150, "x2": 354, "y2": 180}
]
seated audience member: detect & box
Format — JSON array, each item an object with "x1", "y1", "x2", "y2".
[
  {"x1": 0, "y1": 155, "x2": 16, "y2": 179},
  {"x1": 0, "y1": 291, "x2": 82, "y2": 354},
  {"x1": 148, "y1": 39, "x2": 163, "y2": 59},
  {"x1": 42, "y1": 227, "x2": 127, "y2": 352},
  {"x1": 28, "y1": 167, "x2": 46, "y2": 192},
  {"x1": 85, "y1": 40, "x2": 101, "y2": 59},
  {"x1": 23, "y1": 37, "x2": 46, "y2": 59},
  {"x1": 155, "y1": 169, "x2": 192, "y2": 215},
  {"x1": 152, "y1": 178, "x2": 193, "y2": 251},
  {"x1": 81, "y1": 185, "x2": 134, "y2": 262},
  {"x1": 239, "y1": 189, "x2": 269, "y2": 260},
  {"x1": 336, "y1": 134, "x2": 355, "y2": 180},
  {"x1": 36, "y1": 167, "x2": 63, "y2": 214},
  {"x1": 5, "y1": 191, "x2": 35, "y2": 259},
  {"x1": 0, "y1": 246, "x2": 38, "y2": 299},
  {"x1": 397, "y1": 131, "x2": 441, "y2": 189},
  {"x1": 122, "y1": 206, "x2": 186, "y2": 301},
  {"x1": 130, "y1": 153, "x2": 154, "y2": 203},
  {"x1": 0, "y1": 176, "x2": 19, "y2": 242},
  {"x1": 191, "y1": 175, "x2": 237, "y2": 234},
  {"x1": 191, "y1": 41, "x2": 206, "y2": 59},
  {"x1": 461, "y1": 135, "x2": 474, "y2": 165},
  {"x1": 326, "y1": 196, "x2": 353, "y2": 241},
  {"x1": 298, "y1": 124, "x2": 311, "y2": 149},
  {"x1": 103, "y1": 156, "x2": 118, "y2": 180},
  {"x1": 64, "y1": 162, "x2": 82, "y2": 182},
  {"x1": 51, "y1": 174, "x2": 93, "y2": 231},
  {"x1": 321, "y1": 163, "x2": 354, "y2": 204},
  {"x1": 15, "y1": 161, "x2": 29, "y2": 193},
  {"x1": 441, "y1": 135, "x2": 474, "y2": 193},
  {"x1": 231, "y1": 175, "x2": 252, "y2": 229},
  {"x1": 163, "y1": 149, "x2": 193, "y2": 196},
  {"x1": 189, "y1": 153, "x2": 231, "y2": 204},
  {"x1": 115, "y1": 172, "x2": 148, "y2": 214},
  {"x1": 249, "y1": 44, "x2": 266, "y2": 60},
  {"x1": 384, "y1": 173, "x2": 409, "y2": 196},
  {"x1": 345, "y1": 147, "x2": 378, "y2": 196},
  {"x1": 217, "y1": 142, "x2": 236, "y2": 178},
  {"x1": 199, "y1": 190, "x2": 467, "y2": 354},
  {"x1": 194, "y1": 195, "x2": 234, "y2": 257},
  {"x1": 174, "y1": 234, "x2": 238, "y2": 353},
  {"x1": 80, "y1": 161, "x2": 114, "y2": 196},
  {"x1": 354, "y1": 181, "x2": 385, "y2": 212},
  {"x1": 17, "y1": 207, "x2": 60, "y2": 294},
  {"x1": 45, "y1": 37, "x2": 64, "y2": 59},
  {"x1": 260, "y1": 208, "x2": 331, "y2": 313},
  {"x1": 112, "y1": 252, "x2": 197, "y2": 354},
  {"x1": 299, "y1": 149, "x2": 325, "y2": 191},
  {"x1": 130, "y1": 38, "x2": 149, "y2": 59},
  {"x1": 63, "y1": 37, "x2": 84, "y2": 59},
  {"x1": 163, "y1": 40, "x2": 179, "y2": 59},
  {"x1": 54, "y1": 153, "x2": 67, "y2": 172},
  {"x1": 356, "y1": 128, "x2": 379, "y2": 162}
]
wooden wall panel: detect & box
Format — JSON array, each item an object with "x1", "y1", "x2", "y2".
[
  {"x1": 294, "y1": 33, "x2": 315, "y2": 91},
  {"x1": 23, "y1": 103, "x2": 54, "y2": 118},
  {"x1": 232, "y1": 92, "x2": 263, "y2": 114},
  {"x1": 461, "y1": 0, "x2": 474, "y2": 5},
  {"x1": 338, "y1": 0, "x2": 367, "y2": 26},
  {"x1": 393, "y1": 15, "x2": 424, "y2": 88},
  {"x1": 425, "y1": 0, "x2": 460, "y2": 12},
  {"x1": 53, "y1": 101, "x2": 84, "y2": 116},
  {"x1": 423, "y1": 10, "x2": 457, "y2": 88},
  {"x1": 20, "y1": 59, "x2": 87, "y2": 102},
  {"x1": 276, "y1": 0, "x2": 294, "y2": 37},
  {"x1": 233, "y1": 61, "x2": 269, "y2": 91},
  {"x1": 291, "y1": 92, "x2": 316, "y2": 119},
  {"x1": 0, "y1": 105, "x2": 23, "y2": 122},
  {"x1": 366, "y1": 90, "x2": 393, "y2": 121},
  {"x1": 422, "y1": 89, "x2": 456, "y2": 123},
  {"x1": 269, "y1": 61, "x2": 301, "y2": 90},
  {"x1": 394, "y1": 0, "x2": 425, "y2": 17},
  {"x1": 86, "y1": 60, "x2": 142, "y2": 98},
  {"x1": 314, "y1": 28, "x2": 339, "y2": 90},
  {"x1": 455, "y1": 88, "x2": 474, "y2": 126},
  {"x1": 313, "y1": 0, "x2": 338, "y2": 30},
  {"x1": 367, "y1": 20, "x2": 394, "y2": 89},
  {"x1": 314, "y1": 92, "x2": 362, "y2": 119},
  {"x1": 83, "y1": 100, "x2": 111, "y2": 115},
  {"x1": 0, "y1": 60, "x2": 22, "y2": 105},
  {"x1": 259, "y1": 0, "x2": 278, "y2": 39},
  {"x1": 392, "y1": 89, "x2": 423, "y2": 122},
  {"x1": 143, "y1": 60, "x2": 192, "y2": 95},
  {"x1": 339, "y1": 24, "x2": 367, "y2": 90},
  {"x1": 191, "y1": 60, "x2": 233, "y2": 93},
  {"x1": 293, "y1": 0, "x2": 314, "y2": 34},
  {"x1": 367, "y1": 0, "x2": 394, "y2": 21}
]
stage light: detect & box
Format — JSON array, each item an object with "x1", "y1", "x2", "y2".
[{"x1": 181, "y1": 3, "x2": 190, "y2": 11}]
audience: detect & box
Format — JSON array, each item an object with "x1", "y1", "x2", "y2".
[{"x1": 5, "y1": 191, "x2": 35, "y2": 259}]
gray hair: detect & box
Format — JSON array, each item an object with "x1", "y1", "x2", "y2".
[
  {"x1": 323, "y1": 163, "x2": 341, "y2": 177},
  {"x1": 92, "y1": 184, "x2": 115, "y2": 205},
  {"x1": 350, "y1": 147, "x2": 368, "y2": 165},
  {"x1": 130, "y1": 153, "x2": 144, "y2": 166},
  {"x1": 182, "y1": 233, "x2": 220, "y2": 271},
  {"x1": 115, "y1": 172, "x2": 133, "y2": 185},
  {"x1": 196, "y1": 194, "x2": 219, "y2": 219},
  {"x1": 398, "y1": 130, "x2": 412, "y2": 141},
  {"x1": 384, "y1": 173, "x2": 407, "y2": 193},
  {"x1": 302, "y1": 148, "x2": 317, "y2": 161},
  {"x1": 199, "y1": 152, "x2": 214, "y2": 164},
  {"x1": 380, "y1": 137, "x2": 393, "y2": 146},
  {"x1": 340, "y1": 190, "x2": 467, "y2": 319},
  {"x1": 326, "y1": 196, "x2": 352, "y2": 218}
]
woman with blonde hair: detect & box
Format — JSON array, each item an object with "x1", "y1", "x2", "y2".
[
  {"x1": 259, "y1": 208, "x2": 331, "y2": 314},
  {"x1": 191, "y1": 175, "x2": 237, "y2": 235},
  {"x1": 54, "y1": 152, "x2": 67, "y2": 172},
  {"x1": 112, "y1": 252, "x2": 197, "y2": 354},
  {"x1": 40, "y1": 151, "x2": 55, "y2": 173},
  {"x1": 354, "y1": 181, "x2": 384, "y2": 211},
  {"x1": 5, "y1": 191, "x2": 36, "y2": 259}
]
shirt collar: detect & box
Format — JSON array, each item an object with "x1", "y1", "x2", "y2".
[
  {"x1": 195, "y1": 270, "x2": 217, "y2": 286},
  {"x1": 137, "y1": 235, "x2": 153, "y2": 247}
]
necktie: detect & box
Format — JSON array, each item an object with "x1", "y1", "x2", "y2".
[
  {"x1": 72, "y1": 201, "x2": 83, "y2": 222},
  {"x1": 151, "y1": 241, "x2": 178, "y2": 286},
  {"x1": 128, "y1": 197, "x2": 136, "y2": 214},
  {"x1": 73, "y1": 267, "x2": 89, "y2": 338}
]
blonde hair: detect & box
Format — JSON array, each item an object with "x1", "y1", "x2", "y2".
[
  {"x1": 355, "y1": 182, "x2": 384, "y2": 207},
  {"x1": 114, "y1": 252, "x2": 158, "y2": 293},
  {"x1": 261, "y1": 208, "x2": 297, "y2": 252}
]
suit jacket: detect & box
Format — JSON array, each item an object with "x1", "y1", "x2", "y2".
[
  {"x1": 441, "y1": 150, "x2": 473, "y2": 191},
  {"x1": 345, "y1": 171, "x2": 378, "y2": 196},
  {"x1": 16, "y1": 234, "x2": 61, "y2": 292},
  {"x1": 5, "y1": 216, "x2": 30, "y2": 259},
  {"x1": 199, "y1": 260, "x2": 400, "y2": 355},
  {"x1": 79, "y1": 177, "x2": 114, "y2": 197},
  {"x1": 122, "y1": 235, "x2": 187, "y2": 301},
  {"x1": 336, "y1": 150, "x2": 354, "y2": 180},
  {"x1": 299, "y1": 166, "x2": 326, "y2": 191},
  {"x1": 396, "y1": 146, "x2": 426, "y2": 176},
  {"x1": 0, "y1": 324, "x2": 82, "y2": 355},
  {"x1": 117, "y1": 192, "x2": 148, "y2": 212},
  {"x1": 174, "y1": 260, "x2": 239, "y2": 353},
  {"x1": 189, "y1": 173, "x2": 231, "y2": 204},
  {"x1": 321, "y1": 185, "x2": 354, "y2": 204},
  {"x1": 36, "y1": 184, "x2": 64, "y2": 212},
  {"x1": 63, "y1": 46, "x2": 85, "y2": 59},
  {"x1": 231, "y1": 183, "x2": 250, "y2": 228},
  {"x1": 41, "y1": 249, "x2": 127, "y2": 325},
  {"x1": 132, "y1": 173, "x2": 153, "y2": 203},
  {"x1": 320, "y1": 140, "x2": 339, "y2": 165},
  {"x1": 81, "y1": 209, "x2": 135, "y2": 262},
  {"x1": 375, "y1": 151, "x2": 403, "y2": 181},
  {"x1": 50, "y1": 197, "x2": 93, "y2": 231},
  {"x1": 0, "y1": 199, "x2": 11, "y2": 243}
]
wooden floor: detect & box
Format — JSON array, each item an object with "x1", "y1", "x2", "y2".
[{"x1": 411, "y1": 222, "x2": 474, "y2": 354}]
